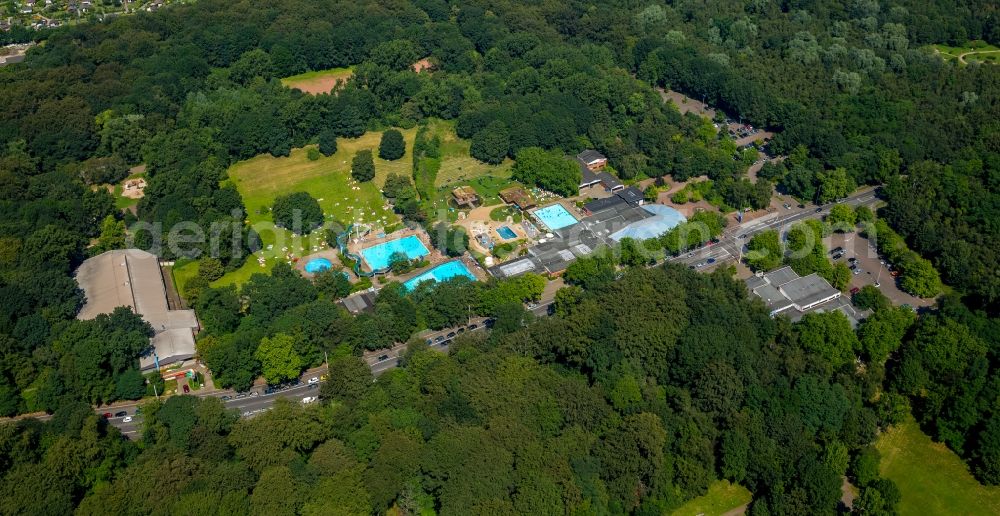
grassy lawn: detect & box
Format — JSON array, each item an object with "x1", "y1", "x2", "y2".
[
  {"x1": 669, "y1": 480, "x2": 752, "y2": 516},
  {"x1": 176, "y1": 132, "x2": 417, "y2": 294},
  {"x1": 280, "y1": 67, "x2": 355, "y2": 94},
  {"x1": 429, "y1": 119, "x2": 513, "y2": 187},
  {"x1": 929, "y1": 41, "x2": 1000, "y2": 63},
  {"x1": 877, "y1": 418, "x2": 1000, "y2": 515}
]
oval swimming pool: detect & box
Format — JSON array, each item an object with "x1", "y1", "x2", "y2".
[{"x1": 304, "y1": 257, "x2": 332, "y2": 273}]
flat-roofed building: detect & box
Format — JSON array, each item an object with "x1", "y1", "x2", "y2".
[
  {"x1": 745, "y1": 266, "x2": 842, "y2": 318},
  {"x1": 76, "y1": 249, "x2": 199, "y2": 370}
]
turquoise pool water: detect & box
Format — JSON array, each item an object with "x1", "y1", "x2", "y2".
[
  {"x1": 497, "y1": 226, "x2": 517, "y2": 239},
  {"x1": 360, "y1": 235, "x2": 430, "y2": 270},
  {"x1": 533, "y1": 204, "x2": 578, "y2": 230},
  {"x1": 404, "y1": 261, "x2": 476, "y2": 290},
  {"x1": 304, "y1": 257, "x2": 332, "y2": 273}
]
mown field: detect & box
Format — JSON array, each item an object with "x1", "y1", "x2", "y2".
[
  {"x1": 174, "y1": 130, "x2": 414, "y2": 291},
  {"x1": 280, "y1": 67, "x2": 355, "y2": 94},
  {"x1": 877, "y1": 418, "x2": 1000, "y2": 515}
]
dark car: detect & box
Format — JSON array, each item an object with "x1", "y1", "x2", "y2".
[
  {"x1": 434, "y1": 335, "x2": 444, "y2": 343},
  {"x1": 457, "y1": 327, "x2": 466, "y2": 334},
  {"x1": 706, "y1": 258, "x2": 716, "y2": 264},
  {"x1": 447, "y1": 332, "x2": 456, "y2": 338},
  {"x1": 114, "y1": 411, "x2": 127, "y2": 417},
  {"x1": 377, "y1": 354, "x2": 390, "y2": 361},
  {"x1": 831, "y1": 247, "x2": 844, "y2": 254},
  {"x1": 484, "y1": 318, "x2": 495, "y2": 328},
  {"x1": 182, "y1": 384, "x2": 190, "y2": 393},
  {"x1": 102, "y1": 412, "x2": 112, "y2": 419},
  {"x1": 221, "y1": 395, "x2": 232, "y2": 401},
  {"x1": 469, "y1": 323, "x2": 479, "y2": 330},
  {"x1": 815, "y1": 207, "x2": 822, "y2": 213}
]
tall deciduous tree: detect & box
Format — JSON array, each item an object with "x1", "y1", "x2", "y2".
[
  {"x1": 378, "y1": 129, "x2": 405, "y2": 160},
  {"x1": 352, "y1": 150, "x2": 376, "y2": 182},
  {"x1": 255, "y1": 333, "x2": 302, "y2": 385}
]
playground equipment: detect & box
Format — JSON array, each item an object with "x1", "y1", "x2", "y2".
[{"x1": 336, "y1": 224, "x2": 391, "y2": 278}]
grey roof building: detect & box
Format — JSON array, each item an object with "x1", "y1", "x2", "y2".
[
  {"x1": 76, "y1": 249, "x2": 198, "y2": 370},
  {"x1": 745, "y1": 266, "x2": 844, "y2": 320}
]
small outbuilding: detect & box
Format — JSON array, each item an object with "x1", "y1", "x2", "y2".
[
  {"x1": 451, "y1": 185, "x2": 479, "y2": 207},
  {"x1": 499, "y1": 187, "x2": 536, "y2": 210}
]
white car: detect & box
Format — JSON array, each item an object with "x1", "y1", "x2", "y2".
[
  {"x1": 301, "y1": 396, "x2": 318, "y2": 404},
  {"x1": 122, "y1": 416, "x2": 133, "y2": 423},
  {"x1": 307, "y1": 377, "x2": 319, "y2": 385}
]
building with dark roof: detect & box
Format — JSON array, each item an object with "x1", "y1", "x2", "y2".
[
  {"x1": 597, "y1": 171, "x2": 624, "y2": 192},
  {"x1": 583, "y1": 185, "x2": 646, "y2": 214},
  {"x1": 576, "y1": 150, "x2": 607, "y2": 170},
  {"x1": 499, "y1": 187, "x2": 536, "y2": 210},
  {"x1": 579, "y1": 166, "x2": 602, "y2": 190}
]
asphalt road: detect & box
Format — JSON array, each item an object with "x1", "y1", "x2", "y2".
[{"x1": 669, "y1": 189, "x2": 879, "y2": 270}]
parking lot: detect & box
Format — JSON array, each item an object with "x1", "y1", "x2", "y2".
[{"x1": 825, "y1": 232, "x2": 936, "y2": 309}]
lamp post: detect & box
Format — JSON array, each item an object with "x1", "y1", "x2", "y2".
[{"x1": 875, "y1": 262, "x2": 883, "y2": 288}]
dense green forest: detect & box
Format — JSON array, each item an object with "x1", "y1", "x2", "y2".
[
  {"x1": 0, "y1": 0, "x2": 999, "y2": 512},
  {"x1": 0, "y1": 266, "x2": 906, "y2": 515}
]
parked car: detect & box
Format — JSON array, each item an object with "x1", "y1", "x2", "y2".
[
  {"x1": 182, "y1": 384, "x2": 190, "y2": 393},
  {"x1": 457, "y1": 327, "x2": 466, "y2": 334},
  {"x1": 122, "y1": 416, "x2": 133, "y2": 423},
  {"x1": 447, "y1": 332, "x2": 456, "y2": 338},
  {"x1": 832, "y1": 252, "x2": 844, "y2": 260},
  {"x1": 706, "y1": 258, "x2": 716, "y2": 264},
  {"x1": 102, "y1": 412, "x2": 112, "y2": 419},
  {"x1": 320, "y1": 374, "x2": 328, "y2": 381},
  {"x1": 469, "y1": 323, "x2": 479, "y2": 330},
  {"x1": 301, "y1": 396, "x2": 318, "y2": 404},
  {"x1": 221, "y1": 395, "x2": 232, "y2": 401},
  {"x1": 850, "y1": 287, "x2": 860, "y2": 295},
  {"x1": 831, "y1": 247, "x2": 844, "y2": 254},
  {"x1": 114, "y1": 411, "x2": 127, "y2": 417},
  {"x1": 377, "y1": 354, "x2": 390, "y2": 362},
  {"x1": 434, "y1": 335, "x2": 444, "y2": 343},
  {"x1": 853, "y1": 268, "x2": 862, "y2": 275},
  {"x1": 308, "y1": 377, "x2": 319, "y2": 384}
]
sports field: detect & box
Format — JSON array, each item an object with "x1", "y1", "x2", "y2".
[
  {"x1": 877, "y1": 418, "x2": 1000, "y2": 515},
  {"x1": 280, "y1": 67, "x2": 354, "y2": 94}
]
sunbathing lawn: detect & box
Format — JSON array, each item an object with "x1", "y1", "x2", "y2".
[
  {"x1": 669, "y1": 480, "x2": 752, "y2": 516},
  {"x1": 429, "y1": 119, "x2": 513, "y2": 187},
  {"x1": 280, "y1": 67, "x2": 355, "y2": 94},
  {"x1": 877, "y1": 418, "x2": 1000, "y2": 515},
  {"x1": 175, "y1": 131, "x2": 417, "y2": 294}
]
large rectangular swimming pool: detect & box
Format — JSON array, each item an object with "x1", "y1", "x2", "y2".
[
  {"x1": 360, "y1": 235, "x2": 430, "y2": 271},
  {"x1": 532, "y1": 204, "x2": 579, "y2": 230},
  {"x1": 404, "y1": 260, "x2": 476, "y2": 290}
]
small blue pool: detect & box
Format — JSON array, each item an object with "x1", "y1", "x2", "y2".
[
  {"x1": 304, "y1": 257, "x2": 332, "y2": 273},
  {"x1": 497, "y1": 226, "x2": 517, "y2": 240},
  {"x1": 360, "y1": 235, "x2": 430, "y2": 271},
  {"x1": 404, "y1": 261, "x2": 476, "y2": 290},
  {"x1": 533, "y1": 204, "x2": 578, "y2": 230}
]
